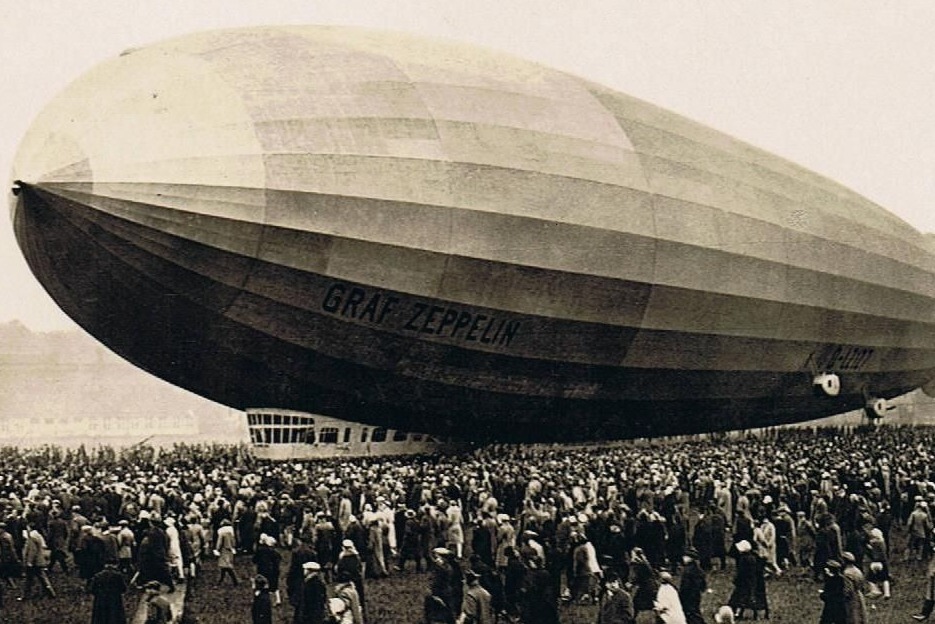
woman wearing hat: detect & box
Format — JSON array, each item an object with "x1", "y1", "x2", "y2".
[
  {"x1": 727, "y1": 540, "x2": 758, "y2": 620},
  {"x1": 254, "y1": 534, "x2": 283, "y2": 606},
  {"x1": 336, "y1": 539, "x2": 365, "y2": 614},
  {"x1": 215, "y1": 518, "x2": 238, "y2": 586}
]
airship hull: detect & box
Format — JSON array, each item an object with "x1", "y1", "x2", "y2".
[{"x1": 12, "y1": 26, "x2": 935, "y2": 441}]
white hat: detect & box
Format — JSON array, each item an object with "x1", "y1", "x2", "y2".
[
  {"x1": 329, "y1": 598, "x2": 347, "y2": 615},
  {"x1": 714, "y1": 606, "x2": 734, "y2": 624},
  {"x1": 735, "y1": 540, "x2": 752, "y2": 554},
  {"x1": 342, "y1": 539, "x2": 355, "y2": 549},
  {"x1": 302, "y1": 561, "x2": 321, "y2": 571}
]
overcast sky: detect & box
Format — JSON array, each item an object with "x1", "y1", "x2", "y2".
[{"x1": 3, "y1": 1, "x2": 935, "y2": 331}]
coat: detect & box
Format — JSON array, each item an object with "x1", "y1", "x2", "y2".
[
  {"x1": 461, "y1": 583, "x2": 494, "y2": 624},
  {"x1": 216, "y1": 525, "x2": 236, "y2": 569},
  {"x1": 842, "y1": 565, "x2": 868, "y2": 624},
  {"x1": 679, "y1": 562, "x2": 706, "y2": 623},
  {"x1": 598, "y1": 586, "x2": 635, "y2": 624},
  {"x1": 252, "y1": 589, "x2": 273, "y2": 624},
  {"x1": 728, "y1": 551, "x2": 759, "y2": 610},
  {"x1": 295, "y1": 575, "x2": 328, "y2": 624},
  {"x1": 90, "y1": 566, "x2": 127, "y2": 624},
  {"x1": 820, "y1": 574, "x2": 847, "y2": 624}
]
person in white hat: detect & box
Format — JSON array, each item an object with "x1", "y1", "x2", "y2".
[
  {"x1": 336, "y1": 538, "x2": 365, "y2": 613},
  {"x1": 295, "y1": 561, "x2": 327, "y2": 624}
]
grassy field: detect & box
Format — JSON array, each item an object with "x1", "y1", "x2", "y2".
[{"x1": 2, "y1": 537, "x2": 929, "y2": 623}]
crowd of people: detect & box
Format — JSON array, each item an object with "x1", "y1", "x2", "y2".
[{"x1": 0, "y1": 425, "x2": 934, "y2": 623}]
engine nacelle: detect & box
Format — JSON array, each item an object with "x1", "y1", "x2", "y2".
[
  {"x1": 865, "y1": 397, "x2": 889, "y2": 419},
  {"x1": 813, "y1": 373, "x2": 841, "y2": 397},
  {"x1": 923, "y1": 378, "x2": 935, "y2": 398}
]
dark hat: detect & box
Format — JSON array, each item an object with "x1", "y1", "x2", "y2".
[
  {"x1": 464, "y1": 569, "x2": 481, "y2": 583},
  {"x1": 825, "y1": 560, "x2": 842, "y2": 571},
  {"x1": 143, "y1": 581, "x2": 162, "y2": 592},
  {"x1": 254, "y1": 574, "x2": 268, "y2": 588},
  {"x1": 684, "y1": 548, "x2": 700, "y2": 559}
]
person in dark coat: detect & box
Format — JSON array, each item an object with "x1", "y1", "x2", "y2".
[
  {"x1": 819, "y1": 561, "x2": 847, "y2": 624},
  {"x1": 692, "y1": 512, "x2": 716, "y2": 572},
  {"x1": 679, "y1": 548, "x2": 707, "y2": 624},
  {"x1": 520, "y1": 555, "x2": 559, "y2": 624},
  {"x1": 137, "y1": 519, "x2": 175, "y2": 592},
  {"x1": 47, "y1": 511, "x2": 70, "y2": 574},
  {"x1": 89, "y1": 562, "x2": 127, "y2": 624},
  {"x1": 252, "y1": 574, "x2": 273, "y2": 624},
  {"x1": 598, "y1": 569, "x2": 635, "y2": 624},
  {"x1": 286, "y1": 538, "x2": 317, "y2": 610},
  {"x1": 728, "y1": 540, "x2": 758, "y2": 620},
  {"x1": 503, "y1": 547, "x2": 526, "y2": 620},
  {"x1": 239, "y1": 505, "x2": 257, "y2": 554},
  {"x1": 430, "y1": 547, "x2": 461, "y2": 621},
  {"x1": 294, "y1": 561, "x2": 327, "y2": 624},
  {"x1": 631, "y1": 548, "x2": 659, "y2": 620},
  {"x1": 0, "y1": 523, "x2": 21, "y2": 588},
  {"x1": 253, "y1": 534, "x2": 283, "y2": 607}
]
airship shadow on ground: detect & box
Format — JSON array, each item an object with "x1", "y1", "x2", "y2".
[{"x1": 10, "y1": 26, "x2": 935, "y2": 442}]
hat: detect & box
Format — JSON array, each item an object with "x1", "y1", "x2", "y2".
[
  {"x1": 609, "y1": 524, "x2": 621, "y2": 533},
  {"x1": 254, "y1": 574, "x2": 268, "y2": 588},
  {"x1": 825, "y1": 560, "x2": 842, "y2": 571},
  {"x1": 841, "y1": 551, "x2": 856, "y2": 564},
  {"x1": 328, "y1": 598, "x2": 347, "y2": 615},
  {"x1": 143, "y1": 581, "x2": 162, "y2": 592},
  {"x1": 496, "y1": 514, "x2": 510, "y2": 523},
  {"x1": 302, "y1": 561, "x2": 321, "y2": 572},
  {"x1": 659, "y1": 571, "x2": 673, "y2": 583},
  {"x1": 261, "y1": 534, "x2": 276, "y2": 547},
  {"x1": 464, "y1": 569, "x2": 481, "y2": 583},
  {"x1": 433, "y1": 547, "x2": 451, "y2": 557},
  {"x1": 735, "y1": 540, "x2": 752, "y2": 554},
  {"x1": 684, "y1": 548, "x2": 699, "y2": 559},
  {"x1": 405, "y1": 509, "x2": 416, "y2": 518},
  {"x1": 714, "y1": 606, "x2": 735, "y2": 624},
  {"x1": 164, "y1": 517, "x2": 175, "y2": 526}
]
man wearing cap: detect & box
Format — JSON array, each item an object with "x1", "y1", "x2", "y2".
[
  {"x1": 20, "y1": 520, "x2": 55, "y2": 600},
  {"x1": 460, "y1": 569, "x2": 493, "y2": 624},
  {"x1": 430, "y1": 547, "x2": 462, "y2": 620},
  {"x1": 117, "y1": 520, "x2": 136, "y2": 577},
  {"x1": 909, "y1": 501, "x2": 932, "y2": 562},
  {"x1": 841, "y1": 551, "x2": 868, "y2": 624},
  {"x1": 295, "y1": 561, "x2": 327, "y2": 624}
]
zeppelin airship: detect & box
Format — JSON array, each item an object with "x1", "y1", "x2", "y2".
[{"x1": 11, "y1": 26, "x2": 935, "y2": 442}]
